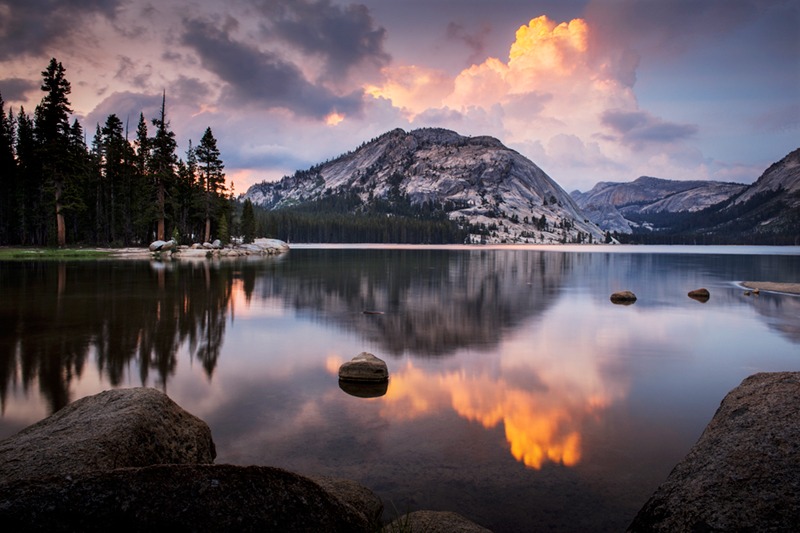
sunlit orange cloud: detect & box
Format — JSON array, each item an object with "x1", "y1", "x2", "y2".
[
  {"x1": 381, "y1": 360, "x2": 613, "y2": 469},
  {"x1": 365, "y1": 64, "x2": 456, "y2": 117},
  {"x1": 325, "y1": 112, "x2": 345, "y2": 126}
]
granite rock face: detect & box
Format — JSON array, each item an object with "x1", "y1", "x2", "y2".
[
  {"x1": 392, "y1": 511, "x2": 494, "y2": 533},
  {"x1": 0, "y1": 464, "x2": 371, "y2": 533},
  {"x1": 627, "y1": 372, "x2": 800, "y2": 532},
  {"x1": 338, "y1": 352, "x2": 389, "y2": 382},
  {"x1": 0, "y1": 388, "x2": 216, "y2": 484},
  {"x1": 308, "y1": 475, "x2": 384, "y2": 525}
]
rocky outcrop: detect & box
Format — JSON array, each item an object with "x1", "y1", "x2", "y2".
[
  {"x1": 610, "y1": 290, "x2": 637, "y2": 304},
  {"x1": 392, "y1": 511, "x2": 494, "y2": 533},
  {"x1": 338, "y1": 352, "x2": 389, "y2": 382},
  {"x1": 169, "y1": 238, "x2": 290, "y2": 259},
  {"x1": 0, "y1": 464, "x2": 371, "y2": 533},
  {"x1": 627, "y1": 372, "x2": 800, "y2": 532},
  {"x1": 0, "y1": 388, "x2": 215, "y2": 484},
  {"x1": 742, "y1": 281, "x2": 800, "y2": 295}
]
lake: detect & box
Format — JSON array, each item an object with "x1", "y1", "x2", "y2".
[{"x1": 1, "y1": 245, "x2": 799, "y2": 532}]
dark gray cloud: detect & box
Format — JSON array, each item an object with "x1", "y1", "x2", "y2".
[
  {"x1": 180, "y1": 17, "x2": 364, "y2": 120},
  {"x1": 0, "y1": 77, "x2": 38, "y2": 103},
  {"x1": 0, "y1": 0, "x2": 122, "y2": 60},
  {"x1": 114, "y1": 56, "x2": 153, "y2": 88},
  {"x1": 750, "y1": 104, "x2": 800, "y2": 133},
  {"x1": 250, "y1": 0, "x2": 390, "y2": 81},
  {"x1": 601, "y1": 109, "x2": 698, "y2": 148},
  {"x1": 168, "y1": 76, "x2": 211, "y2": 107},
  {"x1": 446, "y1": 21, "x2": 491, "y2": 66},
  {"x1": 82, "y1": 91, "x2": 163, "y2": 133}
]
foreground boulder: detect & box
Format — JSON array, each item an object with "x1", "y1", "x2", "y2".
[
  {"x1": 610, "y1": 290, "x2": 637, "y2": 304},
  {"x1": 339, "y1": 352, "x2": 389, "y2": 382},
  {"x1": 308, "y1": 475, "x2": 384, "y2": 526},
  {"x1": 391, "y1": 511, "x2": 493, "y2": 533},
  {"x1": 0, "y1": 388, "x2": 215, "y2": 484},
  {"x1": 0, "y1": 464, "x2": 370, "y2": 533},
  {"x1": 627, "y1": 372, "x2": 800, "y2": 532}
]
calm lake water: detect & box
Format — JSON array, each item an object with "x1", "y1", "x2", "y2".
[{"x1": 1, "y1": 245, "x2": 799, "y2": 532}]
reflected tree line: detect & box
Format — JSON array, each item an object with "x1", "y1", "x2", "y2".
[{"x1": 0, "y1": 260, "x2": 240, "y2": 414}]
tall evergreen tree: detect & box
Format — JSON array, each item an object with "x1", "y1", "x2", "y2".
[
  {"x1": 0, "y1": 92, "x2": 15, "y2": 244},
  {"x1": 241, "y1": 198, "x2": 256, "y2": 244},
  {"x1": 35, "y1": 58, "x2": 73, "y2": 246},
  {"x1": 148, "y1": 91, "x2": 177, "y2": 241},
  {"x1": 15, "y1": 107, "x2": 44, "y2": 244},
  {"x1": 195, "y1": 127, "x2": 225, "y2": 243}
]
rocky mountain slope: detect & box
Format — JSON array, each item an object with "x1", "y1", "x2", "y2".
[
  {"x1": 571, "y1": 177, "x2": 746, "y2": 233},
  {"x1": 244, "y1": 128, "x2": 604, "y2": 244}
]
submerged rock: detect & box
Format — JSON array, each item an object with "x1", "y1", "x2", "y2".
[
  {"x1": 338, "y1": 352, "x2": 389, "y2": 383},
  {"x1": 687, "y1": 288, "x2": 710, "y2": 302},
  {"x1": 610, "y1": 290, "x2": 637, "y2": 304},
  {"x1": 0, "y1": 464, "x2": 371, "y2": 533},
  {"x1": 391, "y1": 511, "x2": 493, "y2": 533},
  {"x1": 0, "y1": 388, "x2": 216, "y2": 485},
  {"x1": 627, "y1": 372, "x2": 800, "y2": 532}
]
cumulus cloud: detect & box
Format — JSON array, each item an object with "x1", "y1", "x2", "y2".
[
  {"x1": 82, "y1": 91, "x2": 163, "y2": 132},
  {"x1": 0, "y1": 77, "x2": 38, "y2": 103},
  {"x1": 0, "y1": 0, "x2": 122, "y2": 60},
  {"x1": 180, "y1": 16, "x2": 365, "y2": 120},
  {"x1": 250, "y1": 0, "x2": 390, "y2": 83}
]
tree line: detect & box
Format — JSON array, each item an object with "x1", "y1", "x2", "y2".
[{"x1": 0, "y1": 58, "x2": 231, "y2": 247}]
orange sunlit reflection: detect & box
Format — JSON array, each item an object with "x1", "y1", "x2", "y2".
[{"x1": 381, "y1": 360, "x2": 613, "y2": 469}]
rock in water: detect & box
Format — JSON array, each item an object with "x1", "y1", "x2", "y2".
[
  {"x1": 391, "y1": 511, "x2": 493, "y2": 533},
  {"x1": 687, "y1": 288, "x2": 710, "y2": 302},
  {"x1": 0, "y1": 388, "x2": 216, "y2": 484},
  {"x1": 148, "y1": 240, "x2": 166, "y2": 251},
  {"x1": 0, "y1": 464, "x2": 371, "y2": 533},
  {"x1": 627, "y1": 372, "x2": 800, "y2": 532},
  {"x1": 338, "y1": 352, "x2": 389, "y2": 382},
  {"x1": 610, "y1": 290, "x2": 637, "y2": 304}
]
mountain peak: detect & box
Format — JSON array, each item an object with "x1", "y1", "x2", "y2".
[{"x1": 243, "y1": 128, "x2": 604, "y2": 244}]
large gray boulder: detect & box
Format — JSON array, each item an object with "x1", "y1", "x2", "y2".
[
  {"x1": 391, "y1": 511, "x2": 493, "y2": 532},
  {"x1": 0, "y1": 464, "x2": 371, "y2": 533},
  {"x1": 338, "y1": 352, "x2": 389, "y2": 382},
  {"x1": 628, "y1": 372, "x2": 800, "y2": 532},
  {"x1": 0, "y1": 388, "x2": 216, "y2": 484},
  {"x1": 308, "y1": 475, "x2": 384, "y2": 526},
  {"x1": 148, "y1": 240, "x2": 167, "y2": 251}
]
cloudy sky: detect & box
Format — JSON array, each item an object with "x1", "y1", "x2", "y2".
[{"x1": 1, "y1": 0, "x2": 798, "y2": 194}]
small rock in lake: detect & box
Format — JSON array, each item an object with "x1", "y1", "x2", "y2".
[
  {"x1": 610, "y1": 291, "x2": 637, "y2": 304},
  {"x1": 688, "y1": 288, "x2": 710, "y2": 302},
  {"x1": 149, "y1": 240, "x2": 167, "y2": 252},
  {"x1": 338, "y1": 352, "x2": 389, "y2": 383},
  {"x1": 362, "y1": 310, "x2": 384, "y2": 315},
  {"x1": 752, "y1": 288, "x2": 760, "y2": 294},
  {"x1": 744, "y1": 290, "x2": 751, "y2": 296},
  {"x1": 339, "y1": 380, "x2": 388, "y2": 399}
]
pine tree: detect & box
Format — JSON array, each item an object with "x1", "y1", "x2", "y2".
[
  {"x1": 242, "y1": 198, "x2": 256, "y2": 244},
  {"x1": 195, "y1": 127, "x2": 225, "y2": 243},
  {"x1": 0, "y1": 92, "x2": 16, "y2": 244},
  {"x1": 35, "y1": 58, "x2": 73, "y2": 246},
  {"x1": 15, "y1": 107, "x2": 44, "y2": 244},
  {"x1": 148, "y1": 91, "x2": 177, "y2": 241},
  {"x1": 218, "y1": 213, "x2": 229, "y2": 245}
]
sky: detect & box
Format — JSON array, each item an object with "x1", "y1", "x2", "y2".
[{"x1": 0, "y1": 0, "x2": 798, "y2": 194}]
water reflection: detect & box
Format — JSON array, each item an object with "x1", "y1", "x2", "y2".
[{"x1": 0, "y1": 260, "x2": 235, "y2": 413}]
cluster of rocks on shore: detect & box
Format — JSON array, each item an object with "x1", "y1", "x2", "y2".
[{"x1": 148, "y1": 238, "x2": 289, "y2": 259}]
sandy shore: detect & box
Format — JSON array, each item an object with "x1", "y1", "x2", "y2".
[{"x1": 741, "y1": 282, "x2": 800, "y2": 295}]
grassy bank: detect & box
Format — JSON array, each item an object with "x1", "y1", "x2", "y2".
[{"x1": 0, "y1": 247, "x2": 115, "y2": 261}]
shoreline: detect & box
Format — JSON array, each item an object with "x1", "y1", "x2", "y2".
[{"x1": 740, "y1": 281, "x2": 800, "y2": 295}]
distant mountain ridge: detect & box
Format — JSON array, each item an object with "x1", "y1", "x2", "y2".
[
  {"x1": 573, "y1": 148, "x2": 800, "y2": 243},
  {"x1": 244, "y1": 128, "x2": 604, "y2": 244},
  {"x1": 571, "y1": 176, "x2": 747, "y2": 233}
]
